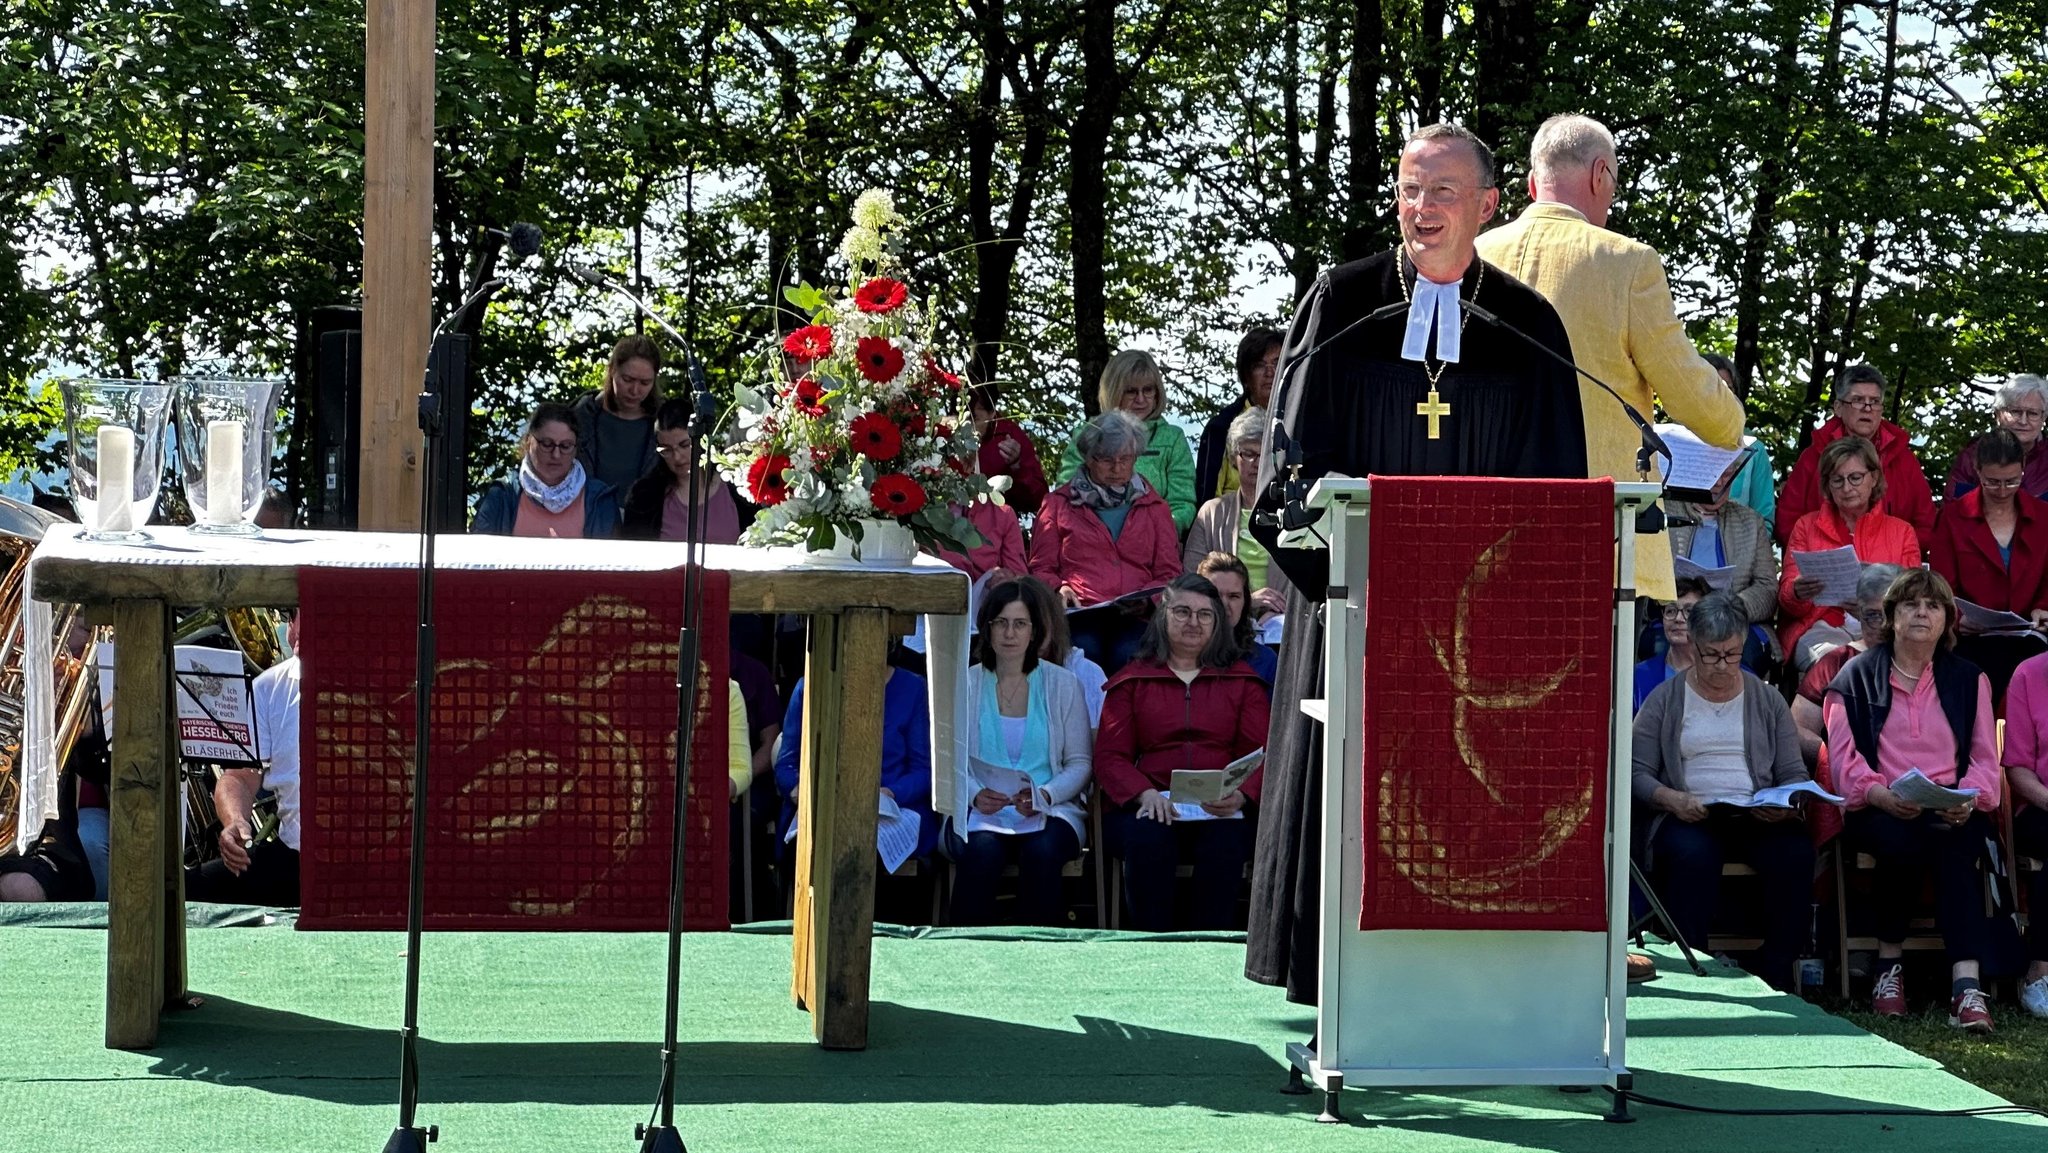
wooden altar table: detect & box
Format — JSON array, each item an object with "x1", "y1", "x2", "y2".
[{"x1": 27, "y1": 527, "x2": 966, "y2": 1051}]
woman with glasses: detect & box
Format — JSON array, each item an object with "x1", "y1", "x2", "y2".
[
  {"x1": 470, "y1": 401, "x2": 622, "y2": 538},
  {"x1": 1056, "y1": 351, "x2": 1198, "y2": 533},
  {"x1": 1826, "y1": 568, "x2": 2004, "y2": 1031},
  {"x1": 571, "y1": 335, "x2": 664, "y2": 495},
  {"x1": 1931, "y1": 429, "x2": 2048, "y2": 701},
  {"x1": 944, "y1": 580, "x2": 1095, "y2": 926},
  {"x1": 1184, "y1": 408, "x2": 1292, "y2": 622},
  {"x1": 1094, "y1": 575, "x2": 1269, "y2": 930},
  {"x1": 1946, "y1": 374, "x2": 2048, "y2": 499},
  {"x1": 1029, "y1": 411, "x2": 1183, "y2": 673},
  {"x1": 1634, "y1": 577, "x2": 1710, "y2": 712},
  {"x1": 1792, "y1": 563, "x2": 1903, "y2": 768},
  {"x1": 1778, "y1": 436, "x2": 1921, "y2": 670},
  {"x1": 621, "y1": 398, "x2": 753, "y2": 543},
  {"x1": 1632, "y1": 592, "x2": 1815, "y2": 992}
]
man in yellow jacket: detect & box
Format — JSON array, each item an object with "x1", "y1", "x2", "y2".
[{"x1": 1476, "y1": 113, "x2": 1744, "y2": 600}]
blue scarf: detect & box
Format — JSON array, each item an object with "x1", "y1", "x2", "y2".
[{"x1": 977, "y1": 666, "x2": 1054, "y2": 788}]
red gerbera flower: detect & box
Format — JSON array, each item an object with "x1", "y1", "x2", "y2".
[
  {"x1": 791, "y1": 375, "x2": 828, "y2": 417},
  {"x1": 901, "y1": 411, "x2": 928, "y2": 436},
  {"x1": 855, "y1": 336, "x2": 906, "y2": 383},
  {"x1": 853, "y1": 277, "x2": 909, "y2": 314},
  {"x1": 746, "y1": 454, "x2": 792, "y2": 505},
  {"x1": 782, "y1": 325, "x2": 834, "y2": 362},
  {"x1": 850, "y1": 412, "x2": 904, "y2": 461},
  {"x1": 871, "y1": 473, "x2": 928, "y2": 517},
  {"x1": 924, "y1": 355, "x2": 962, "y2": 389}
]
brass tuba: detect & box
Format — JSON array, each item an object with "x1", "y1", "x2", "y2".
[{"x1": 0, "y1": 495, "x2": 95, "y2": 851}]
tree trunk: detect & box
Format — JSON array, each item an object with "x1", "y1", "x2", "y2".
[
  {"x1": 1733, "y1": 5, "x2": 1805, "y2": 398},
  {"x1": 1416, "y1": 0, "x2": 1444, "y2": 124},
  {"x1": 1836, "y1": 0, "x2": 1901, "y2": 394},
  {"x1": 1341, "y1": 0, "x2": 1386, "y2": 261},
  {"x1": 965, "y1": 3, "x2": 1050, "y2": 388},
  {"x1": 1069, "y1": 0, "x2": 1120, "y2": 414},
  {"x1": 1470, "y1": 0, "x2": 1543, "y2": 160}
]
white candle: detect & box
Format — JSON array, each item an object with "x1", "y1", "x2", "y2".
[
  {"x1": 95, "y1": 424, "x2": 136, "y2": 533},
  {"x1": 205, "y1": 419, "x2": 245, "y2": 524}
]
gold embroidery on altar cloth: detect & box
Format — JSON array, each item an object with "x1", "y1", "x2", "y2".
[{"x1": 1379, "y1": 526, "x2": 1595, "y2": 911}]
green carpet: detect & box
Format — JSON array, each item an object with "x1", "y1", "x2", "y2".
[{"x1": 0, "y1": 918, "x2": 2041, "y2": 1151}]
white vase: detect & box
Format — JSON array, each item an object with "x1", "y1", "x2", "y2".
[{"x1": 805, "y1": 517, "x2": 919, "y2": 566}]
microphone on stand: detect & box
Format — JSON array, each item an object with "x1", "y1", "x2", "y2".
[
  {"x1": 1255, "y1": 299, "x2": 1412, "y2": 534},
  {"x1": 564, "y1": 263, "x2": 715, "y2": 435}
]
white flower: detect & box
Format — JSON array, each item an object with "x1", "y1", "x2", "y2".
[
  {"x1": 839, "y1": 225, "x2": 883, "y2": 268},
  {"x1": 987, "y1": 473, "x2": 1013, "y2": 493},
  {"x1": 852, "y1": 189, "x2": 898, "y2": 231}
]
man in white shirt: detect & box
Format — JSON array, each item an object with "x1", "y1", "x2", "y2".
[{"x1": 186, "y1": 616, "x2": 302, "y2": 907}]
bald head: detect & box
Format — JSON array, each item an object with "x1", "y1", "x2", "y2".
[{"x1": 1528, "y1": 114, "x2": 1617, "y2": 226}]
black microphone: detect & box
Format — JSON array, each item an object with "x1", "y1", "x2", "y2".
[
  {"x1": 563, "y1": 261, "x2": 610, "y2": 290},
  {"x1": 481, "y1": 221, "x2": 543, "y2": 261},
  {"x1": 1257, "y1": 298, "x2": 1412, "y2": 532}
]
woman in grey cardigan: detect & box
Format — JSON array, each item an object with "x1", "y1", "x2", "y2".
[
  {"x1": 1632, "y1": 593, "x2": 1815, "y2": 991},
  {"x1": 1183, "y1": 407, "x2": 1291, "y2": 618}
]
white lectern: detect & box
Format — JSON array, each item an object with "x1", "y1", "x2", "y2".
[{"x1": 1284, "y1": 477, "x2": 1661, "y2": 1122}]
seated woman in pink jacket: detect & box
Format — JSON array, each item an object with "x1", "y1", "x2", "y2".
[
  {"x1": 1824, "y1": 568, "x2": 2003, "y2": 1032},
  {"x1": 1029, "y1": 411, "x2": 1182, "y2": 673},
  {"x1": 1780, "y1": 436, "x2": 1921, "y2": 671}
]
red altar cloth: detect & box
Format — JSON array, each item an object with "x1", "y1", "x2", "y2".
[
  {"x1": 296, "y1": 566, "x2": 730, "y2": 931},
  {"x1": 1360, "y1": 477, "x2": 1614, "y2": 932}
]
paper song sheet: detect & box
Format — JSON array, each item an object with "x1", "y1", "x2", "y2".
[
  {"x1": 1956, "y1": 598, "x2": 2043, "y2": 638},
  {"x1": 1789, "y1": 545, "x2": 1862, "y2": 607},
  {"x1": 964, "y1": 756, "x2": 1047, "y2": 836},
  {"x1": 1672, "y1": 555, "x2": 1738, "y2": 591},
  {"x1": 1888, "y1": 768, "x2": 1979, "y2": 810},
  {"x1": 1655, "y1": 423, "x2": 1751, "y2": 493},
  {"x1": 876, "y1": 793, "x2": 922, "y2": 873}
]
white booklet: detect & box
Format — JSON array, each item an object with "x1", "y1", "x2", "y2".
[
  {"x1": 1788, "y1": 545, "x2": 1862, "y2": 607},
  {"x1": 1159, "y1": 791, "x2": 1246, "y2": 823},
  {"x1": 963, "y1": 756, "x2": 1047, "y2": 836},
  {"x1": 1889, "y1": 768, "x2": 1979, "y2": 810},
  {"x1": 1167, "y1": 747, "x2": 1264, "y2": 804}
]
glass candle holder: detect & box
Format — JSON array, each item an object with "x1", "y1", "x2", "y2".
[
  {"x1": 60, "y1": 379, "x2": 174, "y2": 542},
  {"x1": 174, "y1": 377, "x2": 282, "y2": 535}
]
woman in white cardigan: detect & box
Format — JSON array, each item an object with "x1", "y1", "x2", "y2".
[{"x1": 947, "y1": 579, "x2": 1095, "y2": 926}]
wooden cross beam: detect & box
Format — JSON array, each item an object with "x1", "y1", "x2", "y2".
[{"x1": 360, "y1": 0, "x2": 435, "y2": 531}]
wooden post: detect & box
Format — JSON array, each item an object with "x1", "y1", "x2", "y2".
[
  {"x1": 360, "y1": 0, "x2": 436, "y2": 531},
  {"x1": 789, "y1": 607, "x2": 890, "y2": 1049},
  {"x1": 107, "y1": 599, "x2": 171, "y2": 1049}
]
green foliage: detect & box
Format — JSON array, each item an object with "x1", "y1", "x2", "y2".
[{"x1": 3, "y1": 0, "x2": 2044, "y2": 501}]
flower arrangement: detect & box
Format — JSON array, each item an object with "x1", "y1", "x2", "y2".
[{"x1": 717, "y1": 190, "x2": 992, "y2": 556}]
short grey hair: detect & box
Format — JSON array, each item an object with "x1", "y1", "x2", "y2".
[
  {"x1": 1687, "y1": 592, "x2": 1750, "y2": 647},
  {"x1": 1856, "y1": 562, "x2": 1904, "y2": 606},
  {"x1": 1076, "y1": 409, "x2": 1148, "y2": 462},
  {"x1": 1529, "y1": 114, "x2": 1616, "y2": 181},
  {"x1": 1405, "y1": 123, "x2": 1496, "y2": 188},
  {"x1": 1997, "y1": 373, "x2": 2048, "y2": 413},
  {"x1": 1228, "y1": 406, "x2": 1268, "y2": 457}
]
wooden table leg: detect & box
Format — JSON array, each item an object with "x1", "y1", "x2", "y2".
[
  {"x1": 107, "y1": 599, "x2": 172, "y2": 1049},
  {"x1": 788, "y1": 607, "x2": 889, "y2": 1049}
]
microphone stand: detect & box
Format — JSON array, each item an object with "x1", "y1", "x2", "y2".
[
  {"x1": 383, "y1": 276, "x2": 505, "y2": 1153},
  {"x1": 568, "y1": 262, "x2": 712, "y2": 1153}
]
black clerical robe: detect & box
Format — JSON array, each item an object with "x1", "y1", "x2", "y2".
[{"x1": 1243, "y1": 249, "x2": 1588, "y2": 1005}]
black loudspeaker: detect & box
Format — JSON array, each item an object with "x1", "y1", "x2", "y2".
[
  {"x1": 313, "y1": 323, "x2": 363, "y2": 528},
  {"x1": 426, "y1": 332, "x2": 471, "y2": 532}
]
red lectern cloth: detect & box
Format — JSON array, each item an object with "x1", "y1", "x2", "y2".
[
  {"x1": 1359, "y1": 476, "x2": 1614, "y2": 931},
  {"x1": 296, "y1": 566, "x2": 730, "y2": 931}
]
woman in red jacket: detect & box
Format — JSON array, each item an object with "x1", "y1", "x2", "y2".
[
  {"x1": 1029, "y1": 411, "x2": 1183, "y2": 672},
  {"x1": 969, "y1": 385, "x2": 1047, "y2": 516},
  {"x1": 1931, "y1": 430, "x2": 2048, "y2": 702},
  {"x1": 1779, "y1": 436, "x2": 1922, "y2": 671},
  {"x1": 1094, "y1": 574, "x2": 1270, "y2": 930}
]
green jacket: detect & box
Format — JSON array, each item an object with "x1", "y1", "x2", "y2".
[{"x1": 1057, "y1": 414, "x2": 1197, "y2": 534}]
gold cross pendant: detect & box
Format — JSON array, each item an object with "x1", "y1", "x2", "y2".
[{"x1": 1416, "y1": 388, "x2": 1451, "y2": 440}]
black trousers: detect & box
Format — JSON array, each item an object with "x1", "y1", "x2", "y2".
[
  {"x1": 2015, "y1": 805, "x2": 2048, "y2": 963},
  {"x1": 1103, "y1": 808, "x2": 1253, "y2": 932},
  {"x1": 1846, "y1": 807, "x2": 1994, "y2": 963},
  {"x1": 945, "y1": 820, "x2": 1081, "y2": 927},
  {"x1": 185, "y1": 841, "x2": 301, "y2": 908},
  {"x1": 1645, "y1": 807, "x2": 1814, "y2": 990}
]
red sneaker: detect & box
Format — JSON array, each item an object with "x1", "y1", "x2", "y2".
[
  {"x1": 1949, "y1": 988, "x2": 1994, "y2": 1034},
  {"x1": 1871, "y1": 963, "x2": 1907, "y2": 1018}
]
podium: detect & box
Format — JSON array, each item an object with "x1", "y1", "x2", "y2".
[{"x1": 1284, "y1": 477, "x2": 1659, "y2": 1117}]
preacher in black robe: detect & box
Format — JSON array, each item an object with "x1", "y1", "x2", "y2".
[{"x1": 1242, "y1": 248, "x2": 1589, "y2": 1004}]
